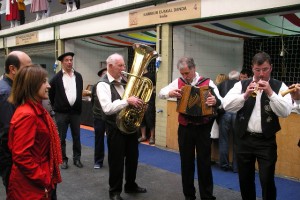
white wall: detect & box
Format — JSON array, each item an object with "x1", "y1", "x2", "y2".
[
  {"x1": 173, "y1": 25, "x2": 244, "y2": 82},
  {"x1": 65, "y1": 39, "x2": 128, "y2": 89},
  {"x1": 201, "y1": 0, "x2": 300, "y2": 17}
]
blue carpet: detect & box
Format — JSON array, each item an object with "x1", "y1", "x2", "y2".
[{"x1": 67, "y1": 128, "x2": 300, "y2": 200}]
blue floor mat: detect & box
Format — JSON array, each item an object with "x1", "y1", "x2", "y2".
[{"x1": 67, "y1": 128, "x2": 300, "y2": 200}]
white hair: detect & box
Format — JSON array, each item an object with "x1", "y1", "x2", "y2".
[{"x1": 228, "y1": 70, "x2": 240, "y2": 80}]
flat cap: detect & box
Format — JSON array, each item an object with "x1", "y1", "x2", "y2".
[
  {"x1": 57, "y1": 52, "x2": 75, "y2": 61},
  {"x1": 97, "y1": 65, "x2": 107, "y2": 77}
]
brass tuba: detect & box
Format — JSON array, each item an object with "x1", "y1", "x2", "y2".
[{"x1": 116, "y1": 43, "x2": 158, "y2": 134}]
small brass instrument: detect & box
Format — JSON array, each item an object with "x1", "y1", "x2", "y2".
[
  {"x1": 116, "y1": 43, "x2": 158, "y2": 134},
  {"x1": 251, "y1": 81, "x2": 260, "y2": 98},
  {"x1": 280, "y1": 85, "x2": 299, "y2": 97}
]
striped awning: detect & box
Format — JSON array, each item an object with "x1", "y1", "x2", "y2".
[{"x1": 82, "y1": 12, "x2": 300, "y2": 47}]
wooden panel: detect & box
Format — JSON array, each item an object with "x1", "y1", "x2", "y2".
[
  {"x1": 276, "y1": 114, "x2": 300, "y2": 179},
  {"x1": 166, "y1": 101, "x2": 300, "y2": 179},
  {"x1": 166, "y1": 101, "x2": 179, "y2": 150}
]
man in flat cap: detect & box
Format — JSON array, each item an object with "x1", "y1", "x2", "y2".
[
  {"x1": 49, "y1": 52, "x2": 84, "y2": 169},
  {"x1": 91, "y1": 65, "x2": 107, "y2": 169}
]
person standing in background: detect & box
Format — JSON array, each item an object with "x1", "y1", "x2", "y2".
[
  {"x1": 138, "y1": 66, "x2": 156, "y2": 145},
  {"x1": 7, "y1": 64, "x2": 62, "y2": 199},
  {"x1": 239, "y1": 68, "x2": 253, "y2": 80},
  {"x1": 215, "y1": 73, "x2": 228, "y2": 85},
  {"x1": 49, "y1": 52, "x2": 83, "y2": 169},
  {"x1": 0, "y1": 51, "x2": 32, "y2": 195},
  {"x1": 6, "y1": 0, "x2": 20, "y2": 28},
  {"x1": 65, "y1": 0, "x2": 79, "y2": 12},
  {"x1": 223, "y1": 52, "x2": 293, "y2": 200},
  {"x1": 159, "y1": 57, "x2": 221, "y2": 200},
  {"x1": 30, "y1": 0, "x2": 49, "y2": 21},
  {"x1": 97, "y1": 53, "x2": 147, "y2": 200},
  {"x1": 289, "y1": 83, "x2": 300, "y2": 148},
  {"x1": 17, "y1": 0, "x2": 25, "y2": 25},
  {"x1": 91, "y1": 65, "x2": 107, "y2": 169},
  {"x1": 217, "y1": 70, "x2": 240, "y2": 173}
]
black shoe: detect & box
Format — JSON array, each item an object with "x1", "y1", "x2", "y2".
[
  {"x1": 185, "y1": 197, "x2": 196, "y2": 200},
  {"x1": 61, "y1": 160, "x2": 68, "y2": 169},
  {"x1": 73, "y1": 160, "x2": 83, "y2": 168},
  {"x1": 124, "y1": 186, "x2": 147, "y2": 193},
  {"x1": 109, "y1": 194, "x2": 123, "y2": 200}
]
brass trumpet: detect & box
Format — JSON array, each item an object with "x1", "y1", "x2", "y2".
[
  {"x1": 251, "y1": 81, "x2": 260, "y2": 98},
  {"x1": 280, "y1": 85, "x2": 299, "y2": 97}
]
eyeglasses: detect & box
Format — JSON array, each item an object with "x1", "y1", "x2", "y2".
[
  {"x1": 117, "y1": 64, "x2": 126, "y2": 67},
  {"x1": 253, "y1": 68, "x2": 270, "y2": 73}
]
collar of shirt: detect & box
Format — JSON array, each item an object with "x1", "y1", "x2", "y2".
[
  {"x1": 62, "y1": 68, "x2": 74, "y2": 76},
  {"x1": 190, "y1": 72, "x2": 200, "y2": 86},
  {"x1": 107, "y1": 72, "x2": 122, "y2": 83}
]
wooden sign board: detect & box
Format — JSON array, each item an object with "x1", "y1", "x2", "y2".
[
  {"x1": 16, "y1": 31, "x2": 39, "y2": 46},
  {"x1": 129, "y1": 0, "x2": 201, "y2": 27}
]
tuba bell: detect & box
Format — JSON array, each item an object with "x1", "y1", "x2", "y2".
[{"x1": 116, "y1": 43, "x2": 158, "y2": 134}]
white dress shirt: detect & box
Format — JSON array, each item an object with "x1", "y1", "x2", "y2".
[
  {"x1": 223, "y1": 79, "x2": 293, "y2": 133},
  {"x1": 97, "y1": 72, "x2": 128, "y2": 115},
  {"x1": 62, "y1": 69, "x2": 77, "y2": 106}
]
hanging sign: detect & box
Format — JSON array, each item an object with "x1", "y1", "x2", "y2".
[
  {"x1": 129, "y1": 0, "x2": 201, "y2": 27},
  {"x1": 16, "y1": 31, "x2": 39, "y2": 46}
]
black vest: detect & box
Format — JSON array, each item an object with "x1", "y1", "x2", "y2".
[
  {"x1": 98, "y1": 75, "x2": 126, "y2": 127},
  {"x1": 235, "y1": 78, "x2": 282, "y2": 138},
  {"x1": 91, "y1": 81, "x2": 103, "y2": 120}
]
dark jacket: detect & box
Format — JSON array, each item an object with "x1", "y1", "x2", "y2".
[
  {"x1": 0, "y1": 75, "x2": 15, "y2": 140},
  {"x1": 217, "y1": 79, "x2": 239, "y2": 98},
  {"x1": 49, "y1": 70, "x2": 83, "y2": 114},
  {"x1": 91, "y1": 82, "x2": 103, "y2": 120}
]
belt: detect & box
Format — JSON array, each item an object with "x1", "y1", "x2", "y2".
[{"x1": 245, "y1": 131, "x2": 264, "y2": 138}]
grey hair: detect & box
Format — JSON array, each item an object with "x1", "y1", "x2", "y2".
[
  {"x1": 177, "y1": 57, "x2": 196, "y2": 70},
  {"x1": 228, "y1": 70, "x2": 240, "y2": 80},
  {"x1": 106, "y1": 53, "x2": 124, "y2": 66}
]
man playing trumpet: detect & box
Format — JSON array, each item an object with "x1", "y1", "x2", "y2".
[
  {"x1": 223, "y1": 52, "x2": 293, "y2": 200},
  {"x1": 289, "y1": 83, "x2": 300, "y2": 148},
  {"x1": 290, "y1": 83, "x2": 300, "y2": 118},
  {"x1": 159, "y1": 57, "x2": 222, "y2": 200}
]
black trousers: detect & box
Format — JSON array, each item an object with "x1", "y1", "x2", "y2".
[
  {"x1": 237, "y1": 133, "x2": 277, "y2": 200},
  {"x1": 19, "y1": 10, "x2": 25, "y2": 25},
  {"x1": 106, "y1": 124, "x2": 139, "y2": 195},
  {"x1": 0, "y1": 140, "x2": 12, "y2": 193},
  {"x1": 178, "y1": 123, "x2": 215, "y2": 200},
  {"x1": 93, "y1": 118, "x2": 105, "y2": 165},
  {"x1": 55, "y1": 112, "x2": 81, "y2": 161}
]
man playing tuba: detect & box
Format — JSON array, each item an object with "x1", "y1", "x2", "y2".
[{"x1": 96, "y1": 53, "x2": 147, "y2": 200}]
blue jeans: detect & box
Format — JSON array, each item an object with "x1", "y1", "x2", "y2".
[
  {"x1": 94, "y1": 118, "x2": 106, "y2": 165},
  {"x1": 218, "y1": 112, "x2": 237, "y2": 172}
]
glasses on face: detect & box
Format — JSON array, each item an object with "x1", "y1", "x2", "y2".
[{"x1": 253, "y1": 67, "x2": 270, "y2": 73}]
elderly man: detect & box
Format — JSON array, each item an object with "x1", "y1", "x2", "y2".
[
  {"x1": 223, "y1": 52, "x2": 293, "y2": 200},
  {"x1": 159, "y1": 57, "x2": 221, "y2": 200},
  {"x1": 0, "y1": 51, "x2": 32, "y2": 193},
  {"x1": 97, "y1": 53, "x2": 146, "y2": 200}
]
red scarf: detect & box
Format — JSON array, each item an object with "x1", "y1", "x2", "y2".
[{"x1": 42, "y1": 108, "x2": 63, "y2": 188}]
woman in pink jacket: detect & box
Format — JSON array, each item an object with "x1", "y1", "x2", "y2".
[{"x1": 8, "y1": 64, "x2": 62, "y2": 199}]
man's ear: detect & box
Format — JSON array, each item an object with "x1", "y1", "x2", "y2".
[{"x1": 9, "y1": 65, "x2": 17, "y2": 75}]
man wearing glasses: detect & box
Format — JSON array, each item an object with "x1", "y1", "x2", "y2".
[{"x1": 222, "y1": 52, "x2": 293, "y2": 200}]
